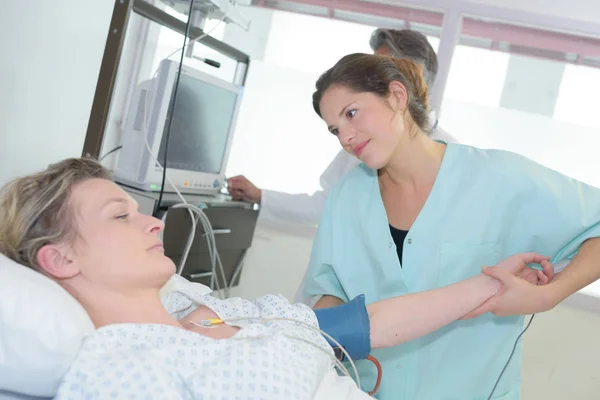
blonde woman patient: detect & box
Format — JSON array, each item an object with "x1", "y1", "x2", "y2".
[{"x1": 0, "y1": 147, "x2": 551, "y2": 396}]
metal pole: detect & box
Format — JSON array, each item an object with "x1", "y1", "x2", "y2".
[
  {"x1": 82, "y1": 0, "x2": 133, "y2": 158},
  {"x1": 429, "y1": 8, "x2": 462, "y2": 118},
  {"x1": 185, "y1": 9, "x2": 208, "y2": 58},
  {"x1": 132, "y1": 0, "x2": 250, "y2": 64}
]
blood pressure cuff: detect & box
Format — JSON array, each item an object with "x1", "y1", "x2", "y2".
[{"x1": 313, "y1": 294, "x2": 371, "y2": 361}]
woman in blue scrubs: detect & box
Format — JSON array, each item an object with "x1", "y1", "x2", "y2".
[{"x1": 302, "y1": 53, "x2": 600, "y2": 400}]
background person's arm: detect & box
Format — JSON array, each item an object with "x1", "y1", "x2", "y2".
[{"x1": 228, "y1": 150, "x2": 359, "y2": 226}]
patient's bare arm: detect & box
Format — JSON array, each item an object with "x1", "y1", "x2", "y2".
[
  {"x1": 312, "y1": 253, "x2": 552, "y2": 357},
  {"x1": 314, "y1": 295, "x2": 344, "y2": 309},
  {"x1": 366, "y1": 274, "x2": 499, "y2": 349},
  {"x1": 367, "y1": 252, "x2": 551, "y2": 349}
]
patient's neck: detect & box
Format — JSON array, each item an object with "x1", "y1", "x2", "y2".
[{"x1": 69, "y1": 285, "x2": 182, "y2": 329}]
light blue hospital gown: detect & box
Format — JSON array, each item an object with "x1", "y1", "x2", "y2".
[
  {"x1": 303, "y1": 143, "x2": 600, "y2": 400},
  {"x1": 55, "y1": 293, "x2": 336, "y2": 400}
]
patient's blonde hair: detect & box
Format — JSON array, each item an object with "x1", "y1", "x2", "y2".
[{"x1": 0, "y1": 157, "x2": 111, "y2": 269}]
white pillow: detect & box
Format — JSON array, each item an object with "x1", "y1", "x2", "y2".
[
  {"x1": 0, "y1": 253, "x2": 212, "y2": 397},
  {"x1": 0, "y1": 253, "x2": 94, "y2": 397}
]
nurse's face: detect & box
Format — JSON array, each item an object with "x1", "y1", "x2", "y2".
[{"x1": 319, "y1": 83, "x2": 409, "y2": 170}]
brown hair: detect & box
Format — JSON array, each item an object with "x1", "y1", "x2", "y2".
[
  {"x1": 312, "y1": 53, "x2": 431, "y2": 134},
  {"x1": 0, "y1": 157, "x2": 111, "y2": 269}
]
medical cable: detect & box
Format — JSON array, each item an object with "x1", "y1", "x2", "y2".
[
  {"x1": 281, "y1": 334, "x2": 355, "y2": 387},
  {"x1": 98, "y1": 145, "x2": 123, "y2": 162},
  {"x1": 227, "y1": 251, "x2": 246, "y2": 292},
  {"x1": 188, "y1": 321, "x2": 352, "y2": 380},
  {"x1": 366, "y1": 355, "x2": 382, "y2": 396},
  {"x1": 139, "y1": 5, "x2": 231, "y2": 298},
  {"x1": 189, "y1": 315, "x2": 361, "y2": 389},
  {"x1": 154, "y1": 0, "x2": 197, "y2": 218},
  {"x1": 142, "y1": 107, "x2": 226, "y2": 298},
  {"x1": 189, "y1": 317, "x2": 356, "y2": 382},
  {"x1": 146, "y1": 11, "x2": 228, "y2": 216},
  {"x1": 170, "y1": 203, "x2": 230, "y2": 298},
  {"x1": 487, "y1": 314, "x2": 535, "y2": 400}
]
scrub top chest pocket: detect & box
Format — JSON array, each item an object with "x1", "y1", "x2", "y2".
[{"x1": 438, "y1": 242, "x2": 501, "y2": 287}]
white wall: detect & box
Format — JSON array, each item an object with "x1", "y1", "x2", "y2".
[
  {"x1": 0, "y1": 0, "x2": 114, "y2": 187},
  {"x1": 229, "y1": 225, "x2": 315, "y2": 300},
  {"x1": 225, "y1": 60, "x2": 340, "y2": 195}
]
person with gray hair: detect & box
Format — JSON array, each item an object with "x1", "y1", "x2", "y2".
[
  {"x1": 369, "y1": 28, "x2": 439, "y2": 89},
  {"x1": 228, "y1": 29, "x2": 456, "y2": 231}
]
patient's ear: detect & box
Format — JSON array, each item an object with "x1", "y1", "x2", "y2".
[{"x1": 36, "y1": 244, "x2": 79, "y2": 279}]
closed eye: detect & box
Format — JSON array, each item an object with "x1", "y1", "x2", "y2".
[{"x1": 116, "y1": 214, "x2": 129, "y2": 220}]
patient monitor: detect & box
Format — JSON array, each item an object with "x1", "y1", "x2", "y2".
[{"x1": 114, "y1": 59, "x2": 243, "y2": 196}]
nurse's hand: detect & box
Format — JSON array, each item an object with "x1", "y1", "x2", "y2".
[
  {"x1": 493, "y1": 252, "x2": 552, "y2": 281},
  {"x1": 462, "y1": 255, "x2": 555, "y2": 319},
  {"x1": 227, "y1": 175, "x2": 262, "y2": 203},
  {"x1": 497, "y1": 252, "x2": 554, "y2": 285}
]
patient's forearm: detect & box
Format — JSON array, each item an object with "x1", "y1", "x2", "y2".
[{"x1": 367, "y1": 274, "x2": 500, "y2": 349}]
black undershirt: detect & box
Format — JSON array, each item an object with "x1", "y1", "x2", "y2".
[{"x1": 389, "y1": 225, "x2": 409, "y2": 267}]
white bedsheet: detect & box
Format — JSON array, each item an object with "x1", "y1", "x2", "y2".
[
  {"x1": 313, "y1": 370, "x2": 374, "y2": 400},
  {"x1": 55, "y1": 293, "x2": 358, "y2": 400}
]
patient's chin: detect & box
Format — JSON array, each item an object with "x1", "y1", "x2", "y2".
[
  {"x1": 143, "y1": 254, "x2": 177, "y2": 288},
  {"x1": 161, "y1": 257, "x2": 176, "y2": 276}
]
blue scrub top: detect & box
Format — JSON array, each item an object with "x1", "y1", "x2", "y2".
[{"x1": 303, "y1": 143, "x2": 600, "y2": 400}]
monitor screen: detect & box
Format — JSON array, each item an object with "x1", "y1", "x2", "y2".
[{"x1": 157, "y1": 72, "x2": 238, "y2": 174}]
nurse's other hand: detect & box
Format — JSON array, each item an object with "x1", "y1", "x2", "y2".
[
  {"x1": 227, "y1": 175, "x2": 262, "y2": 203},
  {"x1": 495, "y1": 252, "x2": 553, "y2": 283},
  {"x1": 518, "y1": 260, "x2": 555, "y2": 286}
]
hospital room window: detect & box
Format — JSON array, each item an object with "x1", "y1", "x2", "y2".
[
  {"x1": 227, "y1": 10, "x2": 386, "y2": 196},
  {"x1": 554, "y1": 63, "x2": 600, "y2": 130},
  {"x1": 228, "y1": 10, "x2": 440, "y2": 196},
  {"x1": 443, "y1": 45, "x2": 510, "y2": 108},
  {"x1": 263, "y1": 10, "x2": 439, "y2": 75},
  {"x1": 230, "y1": 10, "x2": 441, "y2": 196},
  {"x1": 263, "y1": 11, "x2": 375, "y2": 74},
  {"x1": 438, "y1": 24, "x2": 600, "y2": 190}
]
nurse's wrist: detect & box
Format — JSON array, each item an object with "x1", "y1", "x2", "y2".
[{"x1": 539, "y1": 280, "x2": 568, "y2": 311}]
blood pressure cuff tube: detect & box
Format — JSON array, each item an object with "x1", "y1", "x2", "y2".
[{"x1": 313, "y1": 294, "x2": 371, "y2": 361}]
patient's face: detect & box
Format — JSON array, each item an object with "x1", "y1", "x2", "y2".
[{"x1": 68, "y1": 179, "x2": 175, "y2": 290}]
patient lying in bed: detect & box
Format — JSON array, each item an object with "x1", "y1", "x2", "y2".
[
  {"x1": 0, "y1": 158, "x2": 552, "y2": 400},
  {"x1": 60, "y1": 293, "x2": 341, "y2": 399}
]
